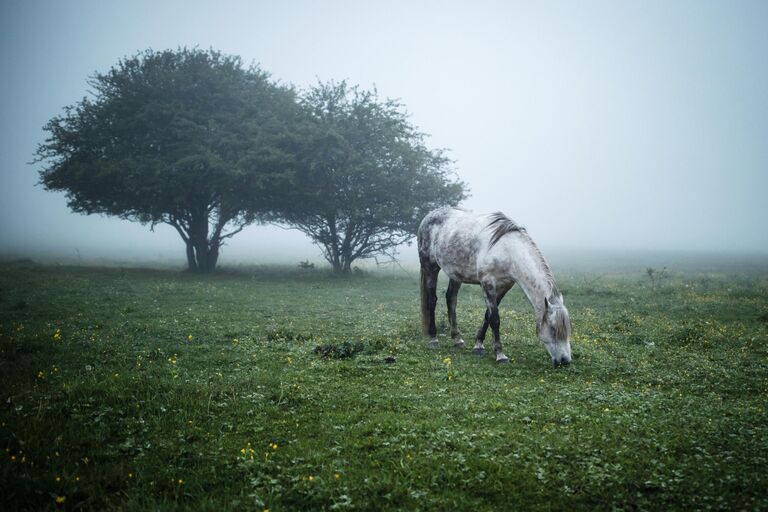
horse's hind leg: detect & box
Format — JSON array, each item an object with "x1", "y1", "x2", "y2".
[
  {"x1": 446, "y1": 279, "x2": 465, "y2": 347},
  {"x1": 425, "y1": 265, "x2": 441, "y2": 347}
]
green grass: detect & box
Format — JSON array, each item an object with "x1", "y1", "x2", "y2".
[{"x1": 1, "y1": 260, "x2": 767, "y2": 510}]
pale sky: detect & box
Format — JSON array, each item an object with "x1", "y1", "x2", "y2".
[{"x1": 1, "y1": 0, "x2": 767, "y2": 265}]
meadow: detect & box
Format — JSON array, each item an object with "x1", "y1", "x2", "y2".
[{"x1": 0, "y1": 257, "x2": 766, "y2": 511}]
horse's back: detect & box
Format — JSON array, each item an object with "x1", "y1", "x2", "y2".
[
  {"x1": 418, "y1": 208, "x2": 488, "y2": 283},
  {"x1": 418, "y1": 207, "x2": 474, "y2": 257}
]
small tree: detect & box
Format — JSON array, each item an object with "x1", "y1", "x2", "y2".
[
  {"x1": 645, "y1": 267, "x2": 670, "y2": 290},
  {"x1": 278, "y1": 81, "x2": 467, "y2": 273},
  {"x1": 35, "y1": 48, "x2": 299, "y2": 272}
]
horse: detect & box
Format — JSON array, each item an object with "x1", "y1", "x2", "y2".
[{"x1": 417, "y1": 207, "x2": 572, "y2": 367}]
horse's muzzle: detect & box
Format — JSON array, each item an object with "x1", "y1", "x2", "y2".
[{"x1": 553, "y1": 357, "x2": 571, "y2": 368}]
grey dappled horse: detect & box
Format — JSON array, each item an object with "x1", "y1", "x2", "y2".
[{"x1": 417, "y1": 207, "x2": 572, "y2": 367}]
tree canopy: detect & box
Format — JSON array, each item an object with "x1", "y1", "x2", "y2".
[
  {"x1": 276, "y1": 81, "x2": 467, "y2": 273},
  {"x1": 36, "y1": 50, "x2": 467, "y2": 273},
  {"x1": 36, "y1": 48, "x2": 299, "y2": 272}
]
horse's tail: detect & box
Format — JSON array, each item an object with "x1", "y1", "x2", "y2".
[
  {"x1": 418, "y1": 210, "x2": 442, "y2": 338},
  {"x1": 420, "y1": 262, "x2": 430, "y2": 337}
]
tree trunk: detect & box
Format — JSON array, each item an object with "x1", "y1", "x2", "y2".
[
  {"x1": 206, "y1": 244, "x2": 220, "y2": 273},
  {"x1": 171, "y1": 213, "x2": 221, "y2": 274},
  {"x1": 185, "y1": 241, "x2": 197, "y2": 271},
  {"x1": 187, "y1": 208, "x2": 219, "y2": 273},
  {"x1": 193, "y1": 241, "x2": 208, "y2": 272}
]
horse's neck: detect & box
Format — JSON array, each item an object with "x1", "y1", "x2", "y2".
[{"x1": 506, "y1": 243, "x2": 553, "y2": 321}]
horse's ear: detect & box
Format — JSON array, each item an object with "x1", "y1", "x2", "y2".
[{"x1": 546, "y1": 294, "x2": 562, "y2": 307}]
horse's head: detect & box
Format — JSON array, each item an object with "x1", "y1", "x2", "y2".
[{"x1": 537, "y1": 294, "x2": 572, "y2": 367}]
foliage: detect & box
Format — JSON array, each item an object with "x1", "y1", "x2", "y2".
[
  {"x1": 35, "y1": 48, "x2": 300, "y2": 272},
  {"x1": 277, "y1": 81, "x2": 467, "y2": 273},
  {"x1": 313, "y1": 341, "x2": 364, "y2": 359},
  {"x1": 645, "y1": 266, "x2": 671, "y2": 291},
  {"x1": 297, "y1": 260, "x2": 315, "y2": 270},
  {"x1": 1, "y1": 261, "x2": 767, "y2": 510}
]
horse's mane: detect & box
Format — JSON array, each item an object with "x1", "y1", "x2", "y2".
[
  {"x1": 550, "y1": 304, "x2": 572, "y2": 340},
  {"x1": 487, "y1": 212, "x2": 524, "y2": 248},
  {"x1": 487, "y1": 212, "x2": 561, "y2": 298}
]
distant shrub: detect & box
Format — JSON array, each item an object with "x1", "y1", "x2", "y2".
[
  {"x1": 645, "y1": 267, "x2": 671, "y2": 291},
  {"x1": 313, "y1": 341, "x2": 364, "y2": 359},
  {"x1": 313, "y1": 337, "x2": 392, "y2": 360},
  {"x1": 266, "y1": 327, "x2": 314, "y2": 342}
]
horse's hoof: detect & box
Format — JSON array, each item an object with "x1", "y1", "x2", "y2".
[
  {"x1": 428, "y1": 339, "x2": 439, "y2": 348},
  {"x1": 496, "y1": 356, "x2": 510, "y2": 364},
  {"x1": 472, "y1": 347, "x2": 485, "y2": 356},
  {"x1": 453, "y1": 339, "x2": 466, "y2": 348}
]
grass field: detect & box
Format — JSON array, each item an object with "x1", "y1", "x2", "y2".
[{"x1": 1, "y1": 258, "x2": 767, "y2": 511}]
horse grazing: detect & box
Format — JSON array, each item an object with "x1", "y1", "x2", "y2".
[{"x1": 417, "y1": 207, "x2": 572, "y2": 367}]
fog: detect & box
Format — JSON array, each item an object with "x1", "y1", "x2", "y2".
[{"x1": 1, "y1": 0, "x2": 767, "y2": 267}]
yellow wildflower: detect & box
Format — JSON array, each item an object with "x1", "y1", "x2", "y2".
[
  {"x1": 55, "y1": 496, "x2": 66, "y2": 504},
  {"x1": 187, "y1": 334, "x2": 193, "y2": 341},
  {"x1": 53, "y1": 329, "x2": 61, "y2": 341}
]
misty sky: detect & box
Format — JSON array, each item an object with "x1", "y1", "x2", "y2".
[{"x1": 1, "y1": 0, "x2": 767, "y2": 264}]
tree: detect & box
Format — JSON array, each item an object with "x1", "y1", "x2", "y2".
[
  {"x1": 278, "y1": 81, "x2": 467, "y2": 273},
  {"x1": 35, "y1": 48, "x2": 299, "y2": 272}
]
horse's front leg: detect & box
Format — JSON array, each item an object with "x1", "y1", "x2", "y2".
[
  {"x1": 479, "y1": 282, "x2": 511, "y2": 363},
  {"x1": 474, "y1": 286, "x2": 512, "y2": 355},
  {"x1": 445, "y1": 279, "x2": 465, "y2": 348},
  {"x1": 473, "y1": 308, "x2": 491, "y2": 355}
]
